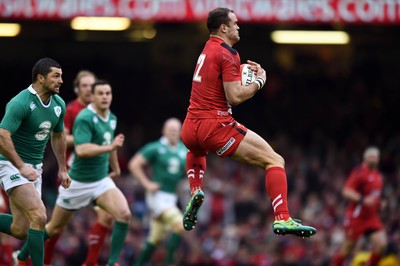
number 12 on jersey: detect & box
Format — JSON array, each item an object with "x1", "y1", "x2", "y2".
[{"x1": 193, "y1": 54, "x2": 206, "y2": 82}]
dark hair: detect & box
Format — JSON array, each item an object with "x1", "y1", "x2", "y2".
[
  {"x1": 32, "y1": 57, "x2": 61, "y2": 83},
  {"x1": 207, "y1": 7, "x2": 234, "y2": 34},
  {"x1": 91, "y1": 79, "x2": 111, "y2": 93}
]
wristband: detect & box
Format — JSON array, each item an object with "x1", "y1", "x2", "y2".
[{"x1": 255, "y1": 77, "x2": 265, "y2": 90}]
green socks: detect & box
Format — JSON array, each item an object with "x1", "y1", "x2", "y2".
[
  {"x1": 108, "y1": 221, "x2": 129, "y2": 265},
  {"x1": 0, "y1": 214, "x2": 13, "y2": 235},
  {"x1": 134, "y1": 241, "x2": 156, "y2": 266},
  {"x1": 18, "y1": 230, "x2": 49, "y2": 261},
  {"x1": 166, "y1": 233, "x2": 182, "y2": 265},
  {"x1": 27, "y1": 228, "x2": 44, "y2": 266}
]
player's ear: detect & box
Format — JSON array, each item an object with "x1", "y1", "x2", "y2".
[
  {"x1": 74, "y1": 87, "x2": 78, "y2": 94},
  {"x1": 220, "y1": 24, "x2": 228, "y2": 33}
]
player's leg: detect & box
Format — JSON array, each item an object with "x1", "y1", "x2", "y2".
[
  {"x1": 83, "y1": 207, "x2": 113, "y2": 266},
  {"x1": 180, "y1": 118, "x2": 207, "y2": 231},
  {"x1": 95, "y1": 187, "x2": 131, "y2": 266},
  {"x1": 9, "y1": 184, "x2": 47, "y2": 266},
  {"x1": 17, "y1": 204, "x2": 75, "y2": 264},
  {"x1": 182, "y1": 151, "x2": 206, "y2": 231},
  {"x1": 232, "y1": 129, "x2": 316, "y2": 237},
  {"x1": 135, "y1": 218, "x2": 167, "y2": 266},
  {"x1": 368, "y1": 229, "x2": 387, "y2": 266},
  {"x1": 161, "y1": 208, "x2": 184, "y2": 266},
  {"x1": 332, "y1": 237, "x2": 357, "y2": 266}
]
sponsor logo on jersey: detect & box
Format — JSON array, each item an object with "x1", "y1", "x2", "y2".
[
  {"x1": 35, "y1": 121, "x2": 52, "y2": 141},
  {"x1": 54, "y1": 106, "x2": 62, "y2": 117},
  {"x1": 10, "y1": 174, "x2": 20, "y2": 181},
  {"x1": 216, "y1": 137, "x2": 235, "y2": 156},
  {"x1": 30, "y1": 102, "x2": 37, "y2": 111}
]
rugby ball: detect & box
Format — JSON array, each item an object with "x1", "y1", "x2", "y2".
[{"x1": 240, "y1": 64, "x2": 256, "y2": 86}]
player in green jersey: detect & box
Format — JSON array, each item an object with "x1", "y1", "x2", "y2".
[
  {"x1": 0, "y1": 57, "x2": 71, "y2": 266},
  {"x1": 128, "y1": 118, "x2": 187, "y2": 266},
  {"x1": 14, "y1": 80, "x2": 131, "y2": 266}
]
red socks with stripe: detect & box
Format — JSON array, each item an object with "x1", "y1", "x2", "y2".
[
  {"x1": 84, "y1": 222, "x2": 110, "y2": 265},
  {"x1": 186, "y1": 151, "x2": 206, "y2": 195},
  {"x1": 265, "y1": 166, "x2": 290, "y2": 221}
]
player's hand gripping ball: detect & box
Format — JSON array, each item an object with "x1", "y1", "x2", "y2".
[{"x1": 240, "y1": 64, "x2": 256, "y2": 86}]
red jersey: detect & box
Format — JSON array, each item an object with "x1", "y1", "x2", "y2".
[
  {"x1": 344, "y1": 163, "x2": 383, "y2": 221},
  {"x1": 187, "y1": 37, "x2": 241, "y2": 119},
  {"x1": 65, "y1": 99, "x2": 87, "y2": 165}
]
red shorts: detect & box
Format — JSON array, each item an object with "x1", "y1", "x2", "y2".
[
  {"x1": 343, "y1": 216, "x2": 384, "y2": 240},
  {"x1": 181, "y1": 117, "x2": 248, "y2": 157}
]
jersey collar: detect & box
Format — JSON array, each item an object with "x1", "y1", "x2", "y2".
[
  {"x1": 28, "y1": 84, "x2": 52, "y2": 107},
  {"x1": 87, "y1": 103, "x2": 110, "y2": 122}
]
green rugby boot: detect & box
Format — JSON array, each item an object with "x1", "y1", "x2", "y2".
[
  {"x1": 272, "y1": 218, "x2": 317, "y2": 238},
  {"x1": 183, "y1": 189, "x2": 205, "y2": 231}
]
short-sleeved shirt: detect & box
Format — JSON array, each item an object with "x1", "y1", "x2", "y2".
[
  {"x1": 186, "y1": 36, "x2": 242, "y2": 119},
  {"x1": 0, "y1": 85, "x2": 65, "y2": 164},
  {"x1": 344, "y1": 163, "x2": 383, "y2": 221},
  {"x1": 68, "y1": 104, "x2": 117, "y2": 183},
  {"x1": 139, "y1": 137, "x2": 187, "y2": 193}
]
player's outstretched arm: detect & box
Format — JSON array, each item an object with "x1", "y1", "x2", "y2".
[
  {"x1": 75, "y1": 133, "x2": 125, "y2": 158},
  {"x1": 128, "y1": 153, "x2": 160, "y2": 192}
]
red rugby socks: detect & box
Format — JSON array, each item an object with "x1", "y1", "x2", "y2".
[{"x1": 266, "y1": 166, "x2": 290, "y2": 221}]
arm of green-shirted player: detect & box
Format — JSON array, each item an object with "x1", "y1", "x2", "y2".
[
  {"x1": 50, "y1": 131, "x2": 71, "y2": 189},
  {"x1": 0, "y1": 128, "x2": 39, "y2": 181},
  {"x1": 128, "y1": 153, "x2": 160, "y2": 193},
  {"x1": 108, "y1": 150, "x2": 121, "y2": 179},
  {"x1": 75, "y1": 133, "x2": 125, "y2": 158}
]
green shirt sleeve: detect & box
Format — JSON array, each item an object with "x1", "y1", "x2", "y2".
[
  {"x1": 0, "y1": 100, "x2": 27, "y2": 134},
  {"x1": 73, "y1": 115, "x2": 93, "y2": 145},
  {"x1": 140, "y1": 142, "x2": 157, "y2": 163}
]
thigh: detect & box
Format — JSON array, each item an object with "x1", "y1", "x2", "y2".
[
  {"x1": 46, "y1": 204, "x2": 75, "y2": 236},
  {"x1": 200, "y1": 118, "x2": 247, "y2": 157},
  {"x1": 232, "y1": 129, "x2": 284, "y2": 169},
  {"x1": 369, "y1": 229, "x2": 387, "y2": 252},
  {"x1": 95, "y1": 188, "x2": 130, "y2": 220}
]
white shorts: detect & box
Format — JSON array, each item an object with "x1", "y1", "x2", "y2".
[
  {"x1": 146, "y1": 190, "x2": 178, "y2": 218},
  {"x1": 0, "y1": 160, "x2": 43, "y2": 197},
  {"x1": 56, "y1": 177, "x2": 116, "y2": 210}
]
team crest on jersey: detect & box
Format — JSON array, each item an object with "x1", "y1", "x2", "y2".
[
  {"x1": 110, "y1": 120, "x2": 116, "y2": 130},
  {"x1": 54, "y1": 106, "x2": 61, "y2": 117},
  {"x1": 30, "y1": 102, "x2": 37, "y2": 111}
]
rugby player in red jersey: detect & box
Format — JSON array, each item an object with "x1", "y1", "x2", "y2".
[
  {"x1": 333, "y1": 147, "x2": 387, "y2": 266},
  {"x1": 180, "y1": 7, "x2": 316, "y2": 237}
]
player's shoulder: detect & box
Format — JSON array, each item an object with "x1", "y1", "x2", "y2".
[
  {"x1": 205, "y1": 37, "x2": 238, "y2": 56},
  {"x1": 52, "y1": 94, "x2": 66, "y2": 107}
]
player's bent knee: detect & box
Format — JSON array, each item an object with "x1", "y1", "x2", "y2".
[{"x1": 28, "y1": 209, "x2": 47, "y2": 229}]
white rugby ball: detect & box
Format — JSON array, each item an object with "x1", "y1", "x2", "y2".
[{"x1": 240, "y1": 64, "x2": 256, "y2": 86}]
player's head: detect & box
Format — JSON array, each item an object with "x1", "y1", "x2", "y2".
[
  {"x1": 207, "y1": 7, "x2": 240, "y2": 45},
  {"x1": 32, "y1": 57, "x2": 63, "y2": 94},
  {"x1": 91, "y1": 79, "x2": 112, "y2": 111},
  {"x1": 32, "y1": 57, "x2": 61, "y2": 83},
  {"x1": 162, "y1": 117, "x2": 182, "y2": 145},
  {"x1": 73, "y1": 70, "x2": 96, "y2": 105},
  {"x1": 363, "y1": 146, "x2": 380, "y2": 169}
]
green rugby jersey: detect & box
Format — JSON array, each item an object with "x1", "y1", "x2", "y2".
[
  {"x1": 140, "y1": 137, "x2": 187, "y2": 193},
  {"x1": 69, "y1": 104, "x2": 117, "y2": 182},
  {"x1": 0, "y1": 86, "x2": 65, "y2": 164}
]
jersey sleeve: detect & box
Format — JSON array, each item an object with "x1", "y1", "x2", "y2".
[
  {"x1": 221, "y1": 51, "x2": 241, "y2": 83},
  {"x1": 72, "y1": 115, "x2": 93, "y2": 145},
  {"x1": 344, "y1": 168, "x2": 363, "y2": 191},
  {"x1": 139, "y1": 142, "x2": 157, "y2": 163},
  {"x1": 0, "y1": 100, "x2": 27, "y2": 134}
]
